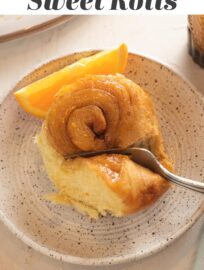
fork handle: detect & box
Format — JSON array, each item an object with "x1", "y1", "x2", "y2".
[{"x1": 160, "y1": 167, "x2": 204, "y2": 193}]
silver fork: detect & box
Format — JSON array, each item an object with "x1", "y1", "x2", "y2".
[{"x1": 66, "y1": 147, "x2": 204, "y2": 193}]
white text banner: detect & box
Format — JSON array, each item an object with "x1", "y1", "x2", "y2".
[{"x1": 0, "y1": 0, "x2": 204, "y2": 15}]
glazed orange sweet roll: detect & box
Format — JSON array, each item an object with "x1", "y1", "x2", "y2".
[
  {"x1": 37, "y1": 74, "x2": 172, "y2": 218},
  {"x1": 46, "y1": 74, "x2": 171, "y2": 167}
]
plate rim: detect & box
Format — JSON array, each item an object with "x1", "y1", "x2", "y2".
[
  {"x1": 0, "y1": 51, "x2": 204, "y2": 266},
  {"x1": 0, "y1": 15, "x2": 73, "y2": 43}
]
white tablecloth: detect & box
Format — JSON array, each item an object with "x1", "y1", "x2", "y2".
[{"x1": 0, "y1": 15, "x2": 204, "y2": 270}]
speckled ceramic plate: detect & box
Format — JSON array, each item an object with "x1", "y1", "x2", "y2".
[{"x1": 0, "y1": 51, "x2": 204, "y2": 266}]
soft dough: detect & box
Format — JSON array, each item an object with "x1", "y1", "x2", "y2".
[{"x1": 37, "y1": 74, "x2": 172, "y2": 218}]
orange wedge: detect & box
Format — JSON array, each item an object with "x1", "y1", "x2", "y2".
[{"x1": 14, "y1": 43, "x2": 128, "y2": 118}]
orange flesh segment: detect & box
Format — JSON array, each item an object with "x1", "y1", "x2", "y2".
[{"x1": 14, "y1": 43, "x2": 128, "y2": 118}]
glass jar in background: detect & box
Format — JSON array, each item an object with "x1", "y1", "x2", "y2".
[{"x1": 188, "y1": 15, "x2": 204, "y2": 67}]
